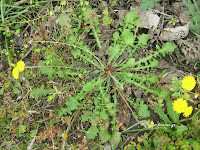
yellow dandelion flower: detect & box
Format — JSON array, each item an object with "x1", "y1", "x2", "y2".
[
  {"x1": 12, "y1": 67, "x2": 19, "y2": 79},
  {"x1": 148, "y1": 121, "x2": 154, "y2": 128},
  {"x1": 183, "y1": 106, "x2": 193, "y2": 117},
  {"x1": 62, "y1": 133, "x2": 68, "y2": 138},
  {"x1": 182, "y1": 76, "x2": 196, "y2": 91},
  {"x1": 16, "y1": 60, "x2": 25, "y2": 72},
  {"x1": 49, "y1": 96, "x2": 53, "y2": 100},
  {"x1": 173, "y1": 98, "x2": 188, "y2": 114}
]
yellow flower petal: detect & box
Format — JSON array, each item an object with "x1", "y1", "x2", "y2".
[
  {"x1": 182, "y1": 76, "x2": 196, "y2": 91},
  {"x1": 16, "y1": 60, "x2": 25, "y2": 72},
  {"x1": 173, "y1": 98, "x2": 188, "y2": 114},
  {"x1": 183, "y1": 106, "x2": 193, "y2": 117},
  {"x1": 148, "y1": 121, "x2": 154, "y2": 128},
  {"x1": 62, "y1": 133, "x2": 68, "y2": 138},
  {"x1": 12, "y1": 67, "x2": 19, "y2": 79}
]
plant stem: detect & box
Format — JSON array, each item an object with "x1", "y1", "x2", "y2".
[
  {"x1": 92, "y1": 26, "x2": 102, "y2": 51},
  {"x1": 25, "y1": 66, "x2": 77, "y2": 69},
  {"x1": 111, "y1": 75, "x2": 139, "y2": 123},
  {"x1": 1, "y1": 0, "x2": 4, "y2": 23}
]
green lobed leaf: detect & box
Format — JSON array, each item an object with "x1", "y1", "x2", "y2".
[
  {"x1": 71, "y1": 49, "x2": 81, "y2": 59},
  {"x1": 30, "y1": 84, "x2": 55, "y2": 98},
  {"x1": 82, "y1": 79, "x2": 97, "y2": 92},
  {"x1": 106, "y1": 103, "x2": 114, "y2": 110},
  {"x1": 141, "y1": 0, "x2": 154, "y2": 10},
  {"x1": 138, "y1": 34, "x2": 149, "y2": 46},
  {"x1": 126, "y1": 58, "x2": 136, "y2": 67},
  {"x1": 0, "y1": 87, "x2": 4, "y2": 95},
  {"x1": 82, "y1": 8, "x2": 92, "y2": 21},
  {"x1": 30, "y1": 129, "x2": 37, "y2": 137},
  {"x1": 172, "y1": 92, "x2": 181, "y2": 97},
  {"x1": 149, "y1": 59, "x2": 159, "y2": 68},
  {"x1": 100, "y1": 109, "x2": 109, "y2": 120},
  {"x1": 31, "y1": 84, "x2": 45, "y2": 98},
  {"x1": 124, "y1": 9, "x2": 140, "y2": 26},
  {"x1": 138, "y1": 103, "x2": 150, "y2": 118},
  {"x1": 65, "y1": 97, "x2": 80, "y2": 111},
  {"x1": 93, "y1": 97, "x2": 100, "y2": 106},
  {"x1": 130, "y1": 42, "x2": 176, "y2": 70},
  {"x1": 170, "y1": 85, "x2": 180, "y2": 92},
  {"x1": 19, "y1": 124, "x2": 26, "y2": 135},
  {"x1": 57, "y1": 107, "x2": 69, "y2": 116},
  {"x1": 112, "y1": 31, "x2": 120, "y2": 42},
  {"x1": 59, "y1": 14, "x2": 71, "y2": 28},
  {"x1": 121, "y1": 29, "x2": 134, "y2": 46},
  {"x1": 81, "y1": 111, "x2": 90, "y2": 122},
  {"x1": 103, "y1": 10, "x2": 109, "y2": 15},
  {"x1": 85, "y1": 125, "x2": 99, "y2": 139},
  {"x1": 82, "y1": 8, "x2": 99, "y2": 26},
  {"x1": 192, "y1": 141, "x2": 200, "y2": 150},
  {"x1": 57, "y1": 70, "x2": 64, "y2": 78},
  {"x1": 99, "y1": 128, "x2": 111, "y2": 143},
  {"x1": 110, "y1": 130, "x2": 122, "y2": 147},
  {"x1": 160, "y1": 42, "x2": 177, "y2": 57},
  {"x1": 176, "y1": 125, "x2": 188, "y2": 137},
  {"x1": 109, "y1": 44, "x2": 121, "y2": 63},
  {"x1": 67, "y1": 36, "x2": 76, "y2": 44},
  {"x1": 140, "y1": 0, "x2": 161, "y2": 10},
  {"x1": 147, "y1": 74, "x2": 159, "y2": 84},
  {"x1": 159, "y1": 89, "x2": 170, "y2": 99}
]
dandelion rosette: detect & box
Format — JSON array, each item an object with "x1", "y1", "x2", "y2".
[
  {"x1": 173, "y1": 98, "x2": 188, "y2": 114},
  {"x1": 182, "y1": 75, "x2": 196, "y2": 91}
]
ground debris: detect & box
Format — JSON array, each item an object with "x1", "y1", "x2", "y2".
[{"x1": 160, "y1": 22, "x2": 192, "y2": 41}]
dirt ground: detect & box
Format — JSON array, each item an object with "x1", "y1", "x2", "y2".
[{"x1": 1, "y1": 0, "x2": 200, "y2": 149}]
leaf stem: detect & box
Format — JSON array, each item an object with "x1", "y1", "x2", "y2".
[
  {"x1": 31, "y1": 40, "x2": 105, "y2": 70},
  {"x1": 92, "y1": 26, "x2": 102, "y2": 50}
]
